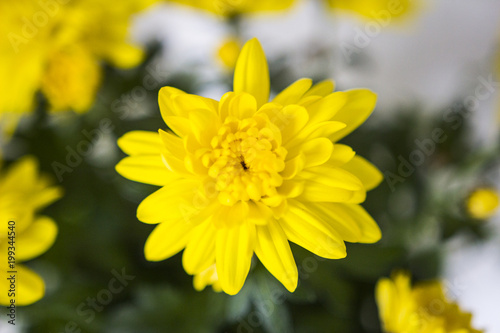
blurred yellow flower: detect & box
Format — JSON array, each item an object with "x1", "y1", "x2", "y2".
[
  {"x1": 466, "y1": 188, "x2": 499, "y2": 220},
  {"x1": 0, "y1": 0, "x2": 154, "y2": 133},
  {"x1": 217, "y1": 37, "x2": 241, "y2": 69},
  {"x1": 327, "y1": 0, "x2": 415, "y2": 20},
  {"x1": 376, "y1": 271, "x2": 483, "y2": 333},
  {"x1": 0, "y1": 156, "x2": 62, "y2": 305},
  {"x1": 168, "y1": 0, "x2": 294, "y2": 16},
  {"x1": 116, "y1": 38, "x2": 382, "y2": 295}
]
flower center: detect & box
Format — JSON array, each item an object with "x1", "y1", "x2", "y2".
[{"x1": 203, "y1": 115, "x2": 287, "y2": 206}]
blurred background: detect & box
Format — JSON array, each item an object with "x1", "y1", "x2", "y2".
[{"x1": 1, "y1": 0, "x2": 500, "y2": 332}]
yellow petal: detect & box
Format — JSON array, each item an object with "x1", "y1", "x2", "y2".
[
  {"x1": 281, "y1": 153, "x2": 305, "y2": 179},
  {"x1": 0, "y1": 265, "x2": 45, "y2": 306},
  {"x1": 280, "y1": 200, "x2": 346, "y2": 259},
  {"x1": 163, "y1": 116, "x2": 192, "y2": 138},
  {"x1": 15, "y1": 216, "x2": 57, "y2": 262},
  {"x1": 233, "y1": 38, "x2": 270, "y2": 108},
  {"x1": 216, "y1": 222, "x2": 256, "y2": 295},
  {"x1": 302, "y1": 80, "x2": 335, "y2": 99},
  {"x1": 331, "y1": 204, "x2": 381, "y2": 243},
  {"x1": 255, "y1": 219, "x2": 298, "y2": 292},
  {"x1": 0, "y1": 156, "x2": 37, "y2": 192},
  {"x1": 188, "y1": 109, "x2": 221, "y2": 144},
  {"x1": 278, "y1": 180, "x2": 305, "y2": 198},
  {"x1": 299, "y1": 179, "x2": 366, "y2": 204},
  {"x1": 172, "y1": 94, "x2": 219, "y2": 117},
  {"x1": 159, "y1": 129, "x2": 186, "y2": 158},
  {"x1": 298, "y1": 166, "x2": 363, "y2": 191},
  {"x1": 117, "y1": 131, "x2": 163, "y2": 156},
  {"x1": 342, "y1": 155, "x2": 383, "y2": 191},
  {"x1": 247, "y1": 201, "x2": 274, "y2": 225},
  {"x1": 218, "y1": 91, "x2": 236, "y2": 121},
  {"x1": 375, "y1": 278, "x2": 398, "y2": 331},
  {"x1": 324, "y1": 144, "x2": 356, "y2": 167},
  {"x1": 227, "y1": 92, "x2": 257, "y2": 119},
  {"x1": 277, "y1": 105, "x2": 309, "y2": 144},
  {"x1": 193, "y1": 264, "x2": 220, "y2": 292},
  {"x1": 306, "y1": 203, "x2": 362, "y2": 242},
  {"x1": 306, "y1": 92, "x2": 348, "y2": 125},
  {"x1": 330, "y1": 89, "x2": 377, "y2": 142},
  {"x1": 286, "y1": 138, "x2": 333, "y2": 169},
  {"x1": 158, "y1": 86, "x2": 186, "y2": 119},
  {"x1": 286, "y1": 121, "x2": 346, "y2": 148},
  {"x1": 182, "y1": 220, "x2": 217, "y2": 275},
  {"x1": 32, "y1": 186, "x2": 64, "y2": 210},
  {"x1": 137, "y1": 179, "x2": 200, "y2": 224},
  {"x1": 144, "y1": 219, "x2": 193, "y2": 261},
  {"x1": 272, "y1": 78, "x2": 313, "y2": 106},
  {"x1": 116, "y1": 155, "x2": 179, "y2": 186}
]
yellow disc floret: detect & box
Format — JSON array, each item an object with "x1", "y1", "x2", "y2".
[{"x1": 204, "y1": 115, "x2": 287, "y2": 207}]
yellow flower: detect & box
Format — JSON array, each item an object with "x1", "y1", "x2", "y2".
[
  {"x1": 116, "y1": 38, "x2": 382, "y2": 295},
  {"x1": 168, "y1": 0, "x2": 294, "y2": 17},
  {"x1": 0, "y1": 0, "x2": 154, "y2": 132},
  {"x1": 327, "y1": 0, "x2": 415, "y2": 20},
  {"x1": 217, "y1": 37, "x2": 241, "y2": 69},
  {"x1": 466, "y1": 188, "x2": 499, "y2": 220},
  {"x1": 376, "y1": 271, "x2": 483, "y2": 333},
  {"x1": 0, "y1": 157, "x2": 62, "y2": 305},
  {"x1": 41, "y1": 46, "x2": 101, "y2": 114}
]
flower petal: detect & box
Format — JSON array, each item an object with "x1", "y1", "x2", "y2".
[
  {"x1": 172, "y1": 94, "x2": 219, "y2": 117},
  {"x1": 116, "y1": 155, "x2": 179, "y2": 186},
  {"x1": 117, "y1": 131, "x2": 163, "y2": 156},
  {"x1": 298, "y1": 166, "x2": 363, "y2": 191},
  {"x1": 193, "y1": 264, "x2": 222, "y2": 293},
  {"x1": 144, "y1": 219, "x2": 193, "y2": 261},
  {"x1": 158, "y1": 86, "x2": 186, "y2": 119},
  {"x1": 306, "y1": 92, "x2": 348, "y2": 125},
  {"x1": 182, "y1": 220, "x2": 217, "y2": 275},
  {"x1": 302, "y1": 80, "x2": 335, "y2": 98},
  {"x1": 272, "y1": 78, "x2": 312, "y2": 106},
  {"x1": 228, "y1": 93, "x2": 258, "y2": 119},
  {"x1": 286, "y1": 121, "x2": 346, "y2": 148},
  {"x1": 286, "y1": 138, "x2": 333, "y2": 169},
  {"x1": 255, "y1": 219, "x2": 298, "y2": 292},
  {"x1": 233, "y1": 38, "x2": 270, "y2": 108},
  {"x1": 330, "y1": 89, "x2": 377, "y2": 142},
  {"x1": 15, "y1": 216, "x2": 57, "y2": 262},
  {"x1": 331, "y1": 204, "x2": 381, "y2": 243},
  {"x1": 306, "y1": 203, "x2": 362, "y2": 242},
  {"x1": 137, "y1": 179, "x2": 200, "y2": 224},
  {"x1": 342, "y1": 155, "x2": 383, "y2": 191},
  {"x1": 216, "y1": 222, "x2": 256, "y2": 295},
  {"x1": 324, "y1": 144, "x2": 356, "y2": 167},
  {"x1": 280, "y1": 200, "x2": 346, "y2": 259},
  {"x1": 32, "y1": 185, "x2": 63, "y2": 210},
  {"x1": 277, "y1": 105, "x2": 309, "y2": 144},
  {"x1": 298, "y1": 178, "x2": 366, "y2": 203},
  {"x1": 158, "y1": 129, "x2": 186, "y2": 157},
  {"x1": 0, "y1": 265, "x2": 44, "y2": 306}
]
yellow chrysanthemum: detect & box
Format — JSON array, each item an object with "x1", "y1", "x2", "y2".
[
  {"x1": 376, "y1": 271, "x2": 483, "y2": 333},
  {"x1": 168, "y1": 0, "x2": 294, "y2": 16},
  {"x1": 0, "y1": 157, "x2": 62, "y2": 305},
  {"x1": 327, "y1": 0, "x2": 415, "y2": 20},
  {"x1": 116, "y1": 38, "x2": 382, "y2": 295},
  {"x1": 0, "y1": 0, "x2": 154, "y2": 133},
  {"x1": 466, "y1": 188, "x2": 499, "y2": 220}
]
